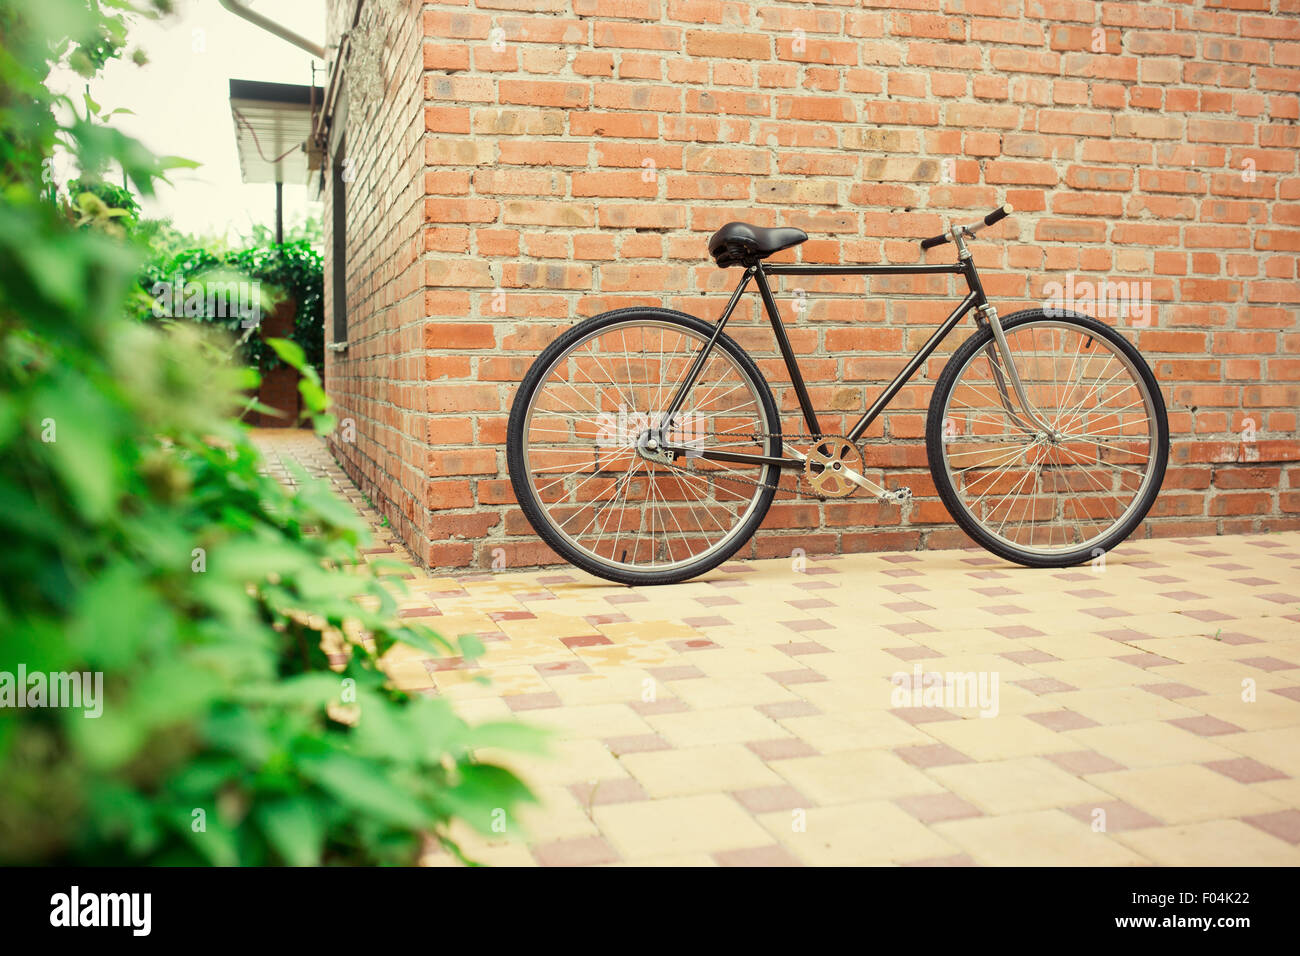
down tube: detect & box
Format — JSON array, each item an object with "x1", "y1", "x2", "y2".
[{"x1": 845, "y1": 292, "x2": 979, "y2": 443}]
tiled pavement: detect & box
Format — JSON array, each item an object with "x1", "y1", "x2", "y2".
[{"x1": 254, "y1": 429, "x2": 1300, "y2": 867}]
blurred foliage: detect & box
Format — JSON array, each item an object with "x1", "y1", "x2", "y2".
[
  {"x1": 139, "y1": 239, "x2": 325, "y2": 376},
  {"x1": 244, "y1": 215, "x2": 324, "y2": 249},
  {"x1": 0, "y1": 0, "x2": 542, "y2": 865},
  {"x1": 133, "y1": 216, "x2": 199, "y2": 260},
  {"x1": 69, "y1": 176, "x2": 140, "y2": 234},
  {"x1": 67, "y1": 174, "x2": 325, "y2": 378}
]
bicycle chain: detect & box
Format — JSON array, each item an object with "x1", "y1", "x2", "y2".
[{"x1": 656, "y1": 430, "x2": 858, "y2": 499}]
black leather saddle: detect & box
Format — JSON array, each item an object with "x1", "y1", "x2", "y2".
[{"x1": 707, "y1": 221, "x2": 808, "y2": 268}]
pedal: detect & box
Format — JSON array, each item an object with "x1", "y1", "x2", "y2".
[{"x1": 878, "y1": 487, "x2": 912, "y2": 505}]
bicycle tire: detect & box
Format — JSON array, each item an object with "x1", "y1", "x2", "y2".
[
  {"x1": 926, "y1": 308, "x2": 1169, "y2": 567},
  {"x1": 507, "y1": 308, "x2": 782, "y2": 586}
]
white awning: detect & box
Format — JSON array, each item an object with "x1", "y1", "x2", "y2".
[{"x1": 229, "y1": 79, "x2": 322, "y2": 185}]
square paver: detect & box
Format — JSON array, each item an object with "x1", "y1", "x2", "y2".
[
  {"x1": 773, "y1": 749, "x2": 946, "y2": 805},
  {"x1": 594, "y1": 794, "x2": 773, "y2": 859},
  {"x1": 934, "y1": 810, "x2": 1147, "y2": 866},
  {"x1": 620, "y1": 744, "x2": 783, "y2": 799},
  {"x1": 759, "y1": 801, "x2": 961, "y2": 866},
  {"x1": 1086, "y1": 765, "x2": 1286, "y2": 825},
  {"x1": 929, "y1": 757, "x2": 1111, "y2": 815},
  {"x1": 1115, "y1": 820, "x2": 1300, "y2": 866}
]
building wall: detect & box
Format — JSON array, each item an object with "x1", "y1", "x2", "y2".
[
  {"x1": 329, "y1": 0, "x2": 1300, "y2": 571},
  {"x1": 324, "y1": 0, "x2": 433, "y2": 559}
]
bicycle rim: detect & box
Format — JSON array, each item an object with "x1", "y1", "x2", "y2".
[
  {"x1": 518, "y1": 319, "x2": 775, "y2": 575},
  {"x1": 938, "y1": 319, "x2": 1161, "y2": 556}
]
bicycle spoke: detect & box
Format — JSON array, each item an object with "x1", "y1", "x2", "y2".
[
  {"x1": 939, "y1": 318, "x2": 1159, "y2": 556},
  {"x1": 520, "y1": 318, "x2": 773, "y2": 575}
]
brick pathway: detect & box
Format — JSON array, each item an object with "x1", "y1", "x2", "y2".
[{"x1": 254, "y1": 429, "x2": 1300, "y2": 866}]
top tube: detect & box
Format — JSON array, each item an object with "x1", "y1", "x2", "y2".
[{"x1": 762, "y1": 262, "x2": 967, "y2": 277}]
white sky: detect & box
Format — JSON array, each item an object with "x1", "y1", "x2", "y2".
[{"x1": 54, "y1": 1, "x2": 327, "y2": 240}]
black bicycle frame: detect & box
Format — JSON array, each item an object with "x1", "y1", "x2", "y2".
[{"x1": 659, "y1": 257, "x2": 990, "y2": 471}]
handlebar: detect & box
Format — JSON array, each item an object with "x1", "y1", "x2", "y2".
[{"x1": 920, "y1": 204, "x2": 1014, "y2": 250}]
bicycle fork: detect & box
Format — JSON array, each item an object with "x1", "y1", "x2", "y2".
[
  {"x1": 954, "y1": 227, "x2": 1059, "y2": 442},
  {"x1": 977, "y1": 304, "x2": 1061, "y2": 441}
]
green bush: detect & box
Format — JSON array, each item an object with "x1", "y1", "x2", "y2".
[
  {"x1": 68, "y1": 176, "x2": 141, "y2": 233},
  {"x1": 0, "y1": 0, "x2": 541, "y2": 865},
  {"x1": 140, "y1": 239, "x2": 325, "y2": 378}
]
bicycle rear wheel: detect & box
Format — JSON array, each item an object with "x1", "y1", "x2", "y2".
[
  {"x1": 927, "y1": 309, "x2": 1168, "y2": 567},
  {"x1": 507, "y1": 308, "x2": 781, "y2": 585}
]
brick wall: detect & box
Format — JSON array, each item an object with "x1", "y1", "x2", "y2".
[
  {"x1": 325, "y1": 0, "x2": 432, "y2": 556},
  {"x1": 325, "y1": 0, "x2": 1300, "y2": 572}
]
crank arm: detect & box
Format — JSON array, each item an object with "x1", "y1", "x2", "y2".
[{"x1": 785, "y1": 447, "x2": 892, "y2": 499}]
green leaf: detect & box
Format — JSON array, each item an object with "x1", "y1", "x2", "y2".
[
  {"x1": 35, "y1": 373, "x2": 121, "y2": 521},
  {"x1": 463, "y1": 721, "x2": 550, "y2": 756},
  {"x1": 440, "y1": 763, "x2": 537, "y2": 835},
  {"x1": 256, "y1": 797, "x2": 324, "y2": 866},
  {"x1": 298, "y1": 376, "x2": 328, "y2": 414},
  {"x1": 457, "y1": 633, "x2": 485, "y2": 661},
  {"x1": 297, "y1": 752, "x2": 431, "y2": 830},
  {"x1": 266, "y1": 337, "x2": 305, "y2": 370}
]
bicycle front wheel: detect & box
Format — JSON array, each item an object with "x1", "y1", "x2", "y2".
[
  {"x1": 507, "y1": 308, "x2": 781, "y2": 585},
  {"x1": 927, "y1": 309, "x2": 1168, "y2": 567}
]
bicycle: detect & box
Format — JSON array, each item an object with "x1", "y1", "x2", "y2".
[{"x1": 506, "y1": 204, "x2": 1170, "y2": 585}]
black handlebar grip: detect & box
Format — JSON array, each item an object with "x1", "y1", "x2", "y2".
[
  {"x1": 984, "y1": 203, "x2": 1013, "y2": 227},
  {"x1": 920, "y1": 233, "x2": 949, "y2": 250}
]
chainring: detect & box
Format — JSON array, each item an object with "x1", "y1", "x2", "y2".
[{"x1": 802, "y1": 435, "x2": 864, "y2": 499}]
